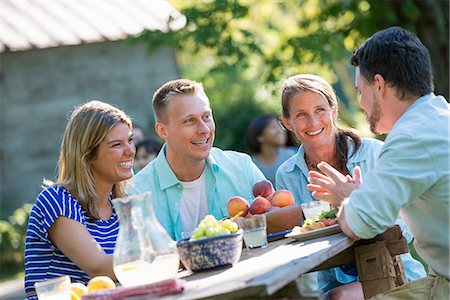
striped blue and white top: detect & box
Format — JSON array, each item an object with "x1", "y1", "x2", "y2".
[{"x1": 24, "y1": 185, "x2": 119, "y2": 297}]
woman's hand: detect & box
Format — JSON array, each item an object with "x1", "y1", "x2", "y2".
[
  {"x1": 48, "y1": 216, "x2": 117, "y2": 280},
  {"x1": 307, "y1": 162, "x2": 362, "y2": 207}
]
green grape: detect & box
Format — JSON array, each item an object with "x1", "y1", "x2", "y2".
[
  {"x1": 205, "y1": 227, "x2": 218, "y2": 237},
  {"x1": 229, "y1": 222, "x2": 238, "y2": 233},
  {"x1": 204, "y1": 215, "x2": 216, "y2": 223},
  {"x1": 193, "y1": 227, "x2": 204, "y2": 238},
  {"x1": 189, "y1": 215, "x2": 241, "y2": 242},
  {"x1": 219, "y1": 228, "x2": 231, "y2": 235},
  {"x1": 221, "y1": 219, "x2": 232, "y2": 229},
  {"x1": 197, "y1": 222, "x2": 206, "y2": 231},
  {"x1": 204, "y1": 221, "x2": 214, "y2": 228}
]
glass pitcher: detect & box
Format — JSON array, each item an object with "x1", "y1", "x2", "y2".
[{"x1": 112, "y1": 192, "x2": 179, "y2": 287}]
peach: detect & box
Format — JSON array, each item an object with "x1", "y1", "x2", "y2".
[
  {"x1": 270, "y1": 190, "x2": 295, "y2": 207},
  {"x1": 227, "y1": 196, "x2": 250, "y2": 217},
  {"x1": 252, "y1": 179, "x2": 274, "y2": 198},
  {"x1": 249, "y1": 196, "x2": 272, "y2": 215}
]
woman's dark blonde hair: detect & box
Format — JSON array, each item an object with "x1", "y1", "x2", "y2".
[
  {"x1": 281, "y1": 74, "x2": 361, "y2": 174},
  {"x1": 44, "y1": 100, "x2": 133, "y2": 220}
]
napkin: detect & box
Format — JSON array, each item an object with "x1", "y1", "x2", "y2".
[{"x1": 82, "y1": 278, "x2": 185, "y2": 300}]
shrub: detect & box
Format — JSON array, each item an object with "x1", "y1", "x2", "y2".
[{"x1": 0, "y1": 204, "x2": 32, "y2": 280}]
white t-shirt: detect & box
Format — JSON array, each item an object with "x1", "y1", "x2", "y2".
[{"x1": 179, "y1": 171, "x2": 208, "y2": 235}]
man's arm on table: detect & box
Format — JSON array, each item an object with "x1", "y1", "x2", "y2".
[{"x1": 337, "y1": 207, "x2": 358, "y2": 239}]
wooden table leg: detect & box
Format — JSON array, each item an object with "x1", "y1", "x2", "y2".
[
  {"x1": 355, "y1": 241, "x2": 397, "y2": 299},
  {"x1": 393, "y1": 255, "x2": 408, "y2": 287}
]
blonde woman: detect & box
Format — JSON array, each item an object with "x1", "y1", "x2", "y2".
[{"x1": 24, "y1": 101, "x2": 135, "y2": 299}]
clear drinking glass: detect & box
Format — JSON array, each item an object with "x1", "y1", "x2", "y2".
[
  {"x1": 237, "y1": 214, "x2": 268, "y2": 250},
  {"x1": 34, "y1": 275, "x2": 71, "y2": 300},
  {"x1": 301, "y1": 201, "x2": 330, "y2": 220},
  {"x1": 112, "y1": 192, "x2": 179, "y2": 287}
]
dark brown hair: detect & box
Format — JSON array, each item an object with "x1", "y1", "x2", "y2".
[{"x1": 351, "y1": 26, "x2": 433, "y2": 100}]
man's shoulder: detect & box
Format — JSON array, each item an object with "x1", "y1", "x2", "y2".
[
  {"x1": 209, "y1": 148, "x2": 263, "y2": 178},
  {"x1": 130, "y1": 161, "x2": 157, "y2": 194},
  {"x1": 395, "y1": 94, "x2": 449, "y2": 134},
  {"x1": 134, "y1": 161, "x2": 156, "y2": 181},
  {"x1": 210, "y1": 147, "x2": 252, "y2": 162}
]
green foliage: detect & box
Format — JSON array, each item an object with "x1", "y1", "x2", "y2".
[
  {"x1": 0, "y1": 204, "x2": 31, "y2": 281},
  {"x1": 135, "y1": 0, "x2": 448, "y2": 150}
]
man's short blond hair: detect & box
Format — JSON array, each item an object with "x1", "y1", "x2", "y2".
[{"x1": 152, "y1": 79, "x2": 206, "y2": 123}]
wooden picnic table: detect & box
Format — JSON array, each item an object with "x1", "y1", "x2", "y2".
[
  {"x1": 156, "y1": 226, "x2": 407, "y2": 300},
  {"x1": 158, "y1": 232, "x2": 351, "y2": 299}
]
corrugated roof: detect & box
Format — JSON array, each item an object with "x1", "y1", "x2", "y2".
[{"x1": 0, "y1": 0, "x2": 186, "y2": 53}]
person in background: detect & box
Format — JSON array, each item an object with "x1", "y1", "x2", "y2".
[
  {"x1": 130, "y1": 79, "x2": 266, "y2": 240},
  {"x1": 307, "y1": 26, "x2": 449, "y2": 299},
  {"x1": 277, "y1": 74, "x2": 426, "y2": 299},
  {"x1": 246, "y1": 114, "x2": 296, "y2": 185},
  {"x1": 134, "y1": 138, "x2": 162, "y2": 172},
  {"x1": 24, "y1": 100, "x2": 135, "y2": 299},
  {"x1": 132, "y1": 124, "x2": 145, "y2": 145}
]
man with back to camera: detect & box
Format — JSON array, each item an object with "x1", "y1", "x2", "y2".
[
  {"x1": 307, "y1": 26, "x2": 449, "y2": 298},
  {"x1": 129, "y1": 79, "x2": 267, "y2": 241}
]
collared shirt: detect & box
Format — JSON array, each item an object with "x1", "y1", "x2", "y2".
[
  {"x1": 276, "y1": 137, "x2": 383, "y2": 205},
  {"x1": 343, "y1": 93, "x2": 450, "y2": 280},
  {"x1": 275, "y1": 137, "x2": 426, "y2": 292},
  {"x1": 129, "y1": 146, "x2": 265, "y2": 240}
]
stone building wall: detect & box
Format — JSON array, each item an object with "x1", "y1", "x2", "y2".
[{"x1": 0, "y1": 40, "x2": 178, "y2": 216}]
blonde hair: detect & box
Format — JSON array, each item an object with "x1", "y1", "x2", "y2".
[
  {"x1": 44, "y1": 100, "x2": 132, "y2": 220},
  {"x1": 152, "y1": 79, "x2": 206, "y2": 122}
]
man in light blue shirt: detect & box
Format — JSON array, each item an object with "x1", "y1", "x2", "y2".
[
  {"x1": 277, "y1": 138, "x2": 426, "y2": 295},
  {"x1": 308, "y1": 27, "x2": 449, "y2": 299},
  {"x1": 130, "y1": 79, "x2": 265, "y2": 240}
]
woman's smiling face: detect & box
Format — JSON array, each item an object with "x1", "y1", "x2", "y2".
[{"x1": 281, "y1": 90, "x2": 337, "y2": 150}]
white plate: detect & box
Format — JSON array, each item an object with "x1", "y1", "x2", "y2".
[{"x1": 285, "y1": 224, "x2": 342, "y2": 241}]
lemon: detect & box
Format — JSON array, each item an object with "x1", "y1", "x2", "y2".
[
  {"x1": 119, "y1": 265, "x2": 140, "y2": 272},
  {"x1": 71, "y1": 282, "x2": 88, "y2": 297},
  {"x1": 71, "y1": 290, "x2": 81, "y2": 300},
  {"x1": 87, "y1": 276, "x2": 116, "y2": 293}
]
